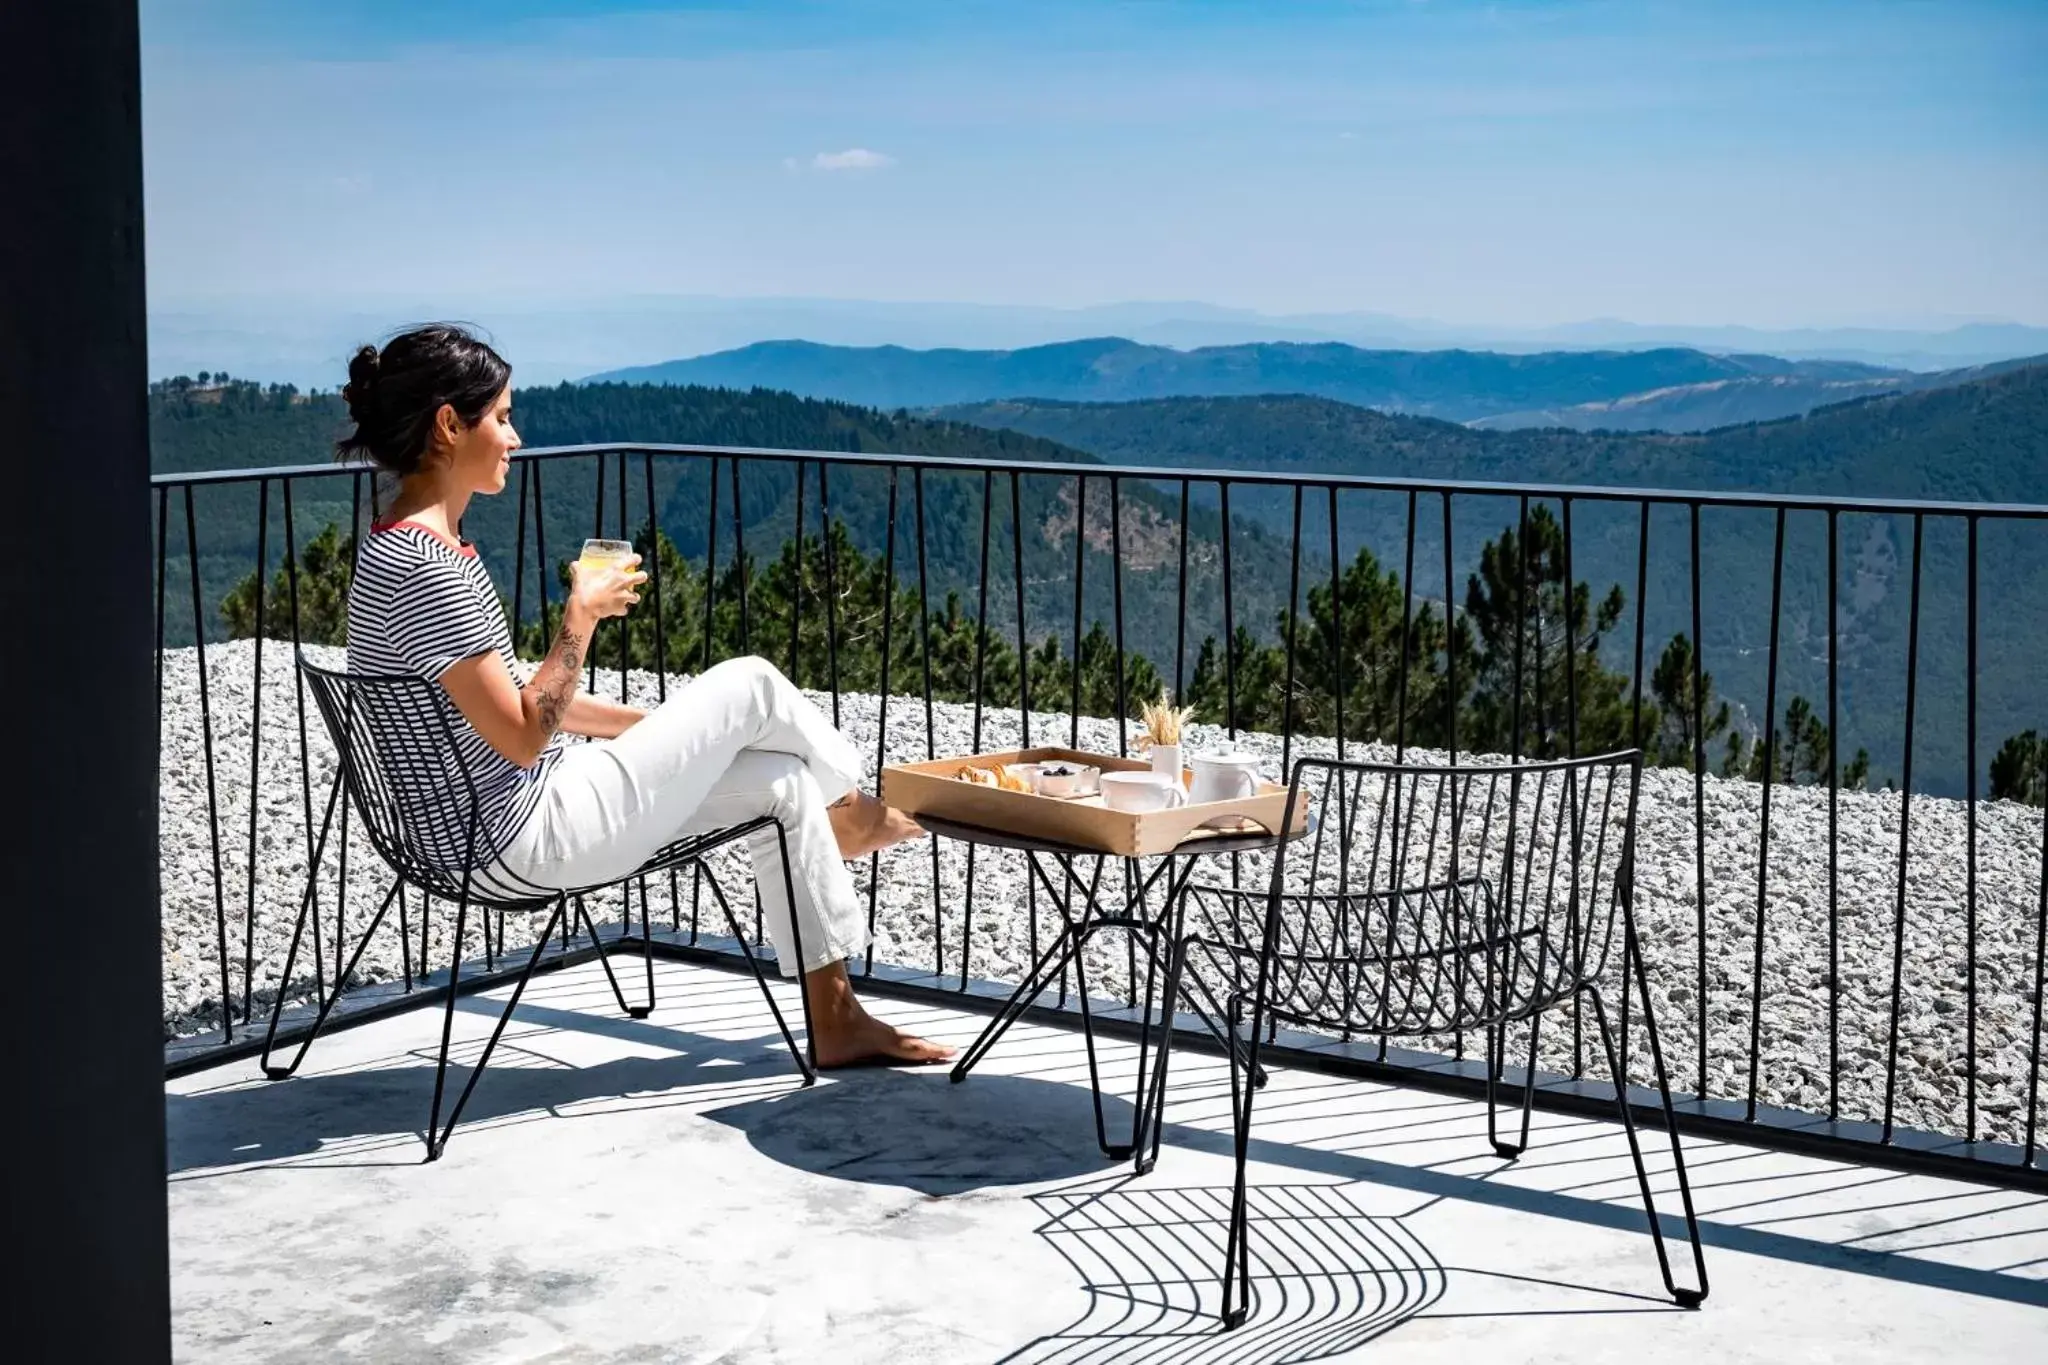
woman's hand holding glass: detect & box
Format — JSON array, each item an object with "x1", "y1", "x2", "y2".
[{"x1": 572, "y1": 539, "x2": 647, "y2": 620}]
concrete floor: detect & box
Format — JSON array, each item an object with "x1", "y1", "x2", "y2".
[{"x1": 168, "y1": 958, "x2": 2048, "y2": 1363}]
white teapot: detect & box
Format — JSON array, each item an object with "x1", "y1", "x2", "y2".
[{"x1": 1187, "y1": 746, "x2": 1268, "y2": 807}]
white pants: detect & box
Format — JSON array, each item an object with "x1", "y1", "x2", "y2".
[{"x1": 486, "y1": 656, "x2": 870, "y2": 976}]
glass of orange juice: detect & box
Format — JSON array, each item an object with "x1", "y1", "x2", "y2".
[{"x1": 578, "y1": 538, "x2": 636, "y2": 579}]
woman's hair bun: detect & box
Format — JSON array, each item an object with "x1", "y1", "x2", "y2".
[
  {"x1": 342, "y1": 345, "x2": 382, "y2": 424},
  {"x1": 334, "y1": 324, "x2": 510, "y2": 476}
]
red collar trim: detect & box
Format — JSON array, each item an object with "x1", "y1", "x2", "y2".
[{"x1": 371, "y1": 518, "x2": 479, "y2": 557}]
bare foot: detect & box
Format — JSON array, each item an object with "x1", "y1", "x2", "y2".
[
  {"x1": 812, "y1": 1011, "x2": 956, "y2": 1068},
  {"x1": 805, "y1": 960, "x2": 955, "y2": 1067},
  {"x1": 828, "y1": 791, "x2": 924, "y2": 860}
]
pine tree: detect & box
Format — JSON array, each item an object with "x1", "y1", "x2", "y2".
[
  {"x1": 509, "y1": 518, "x2": 1149, "y2": 719},
  {"x1": 1287, "y1": 543, "x2": 1449, "y2": 744},
  {"x1": 1990, "y1": 731, "x2": 2047, "y2": 806},
  {"x1": 1645, "y1": 633, "x2": 1732, "y2": 772},
  {"x1": 1462, "y1": 505, "x2": 1637, "y2": 757},
  {"x1": 1742, "y1": 694, "x2": 1871, "y2": 789},
  {"x1": 221, "y1": 522, "x2": 353, "y2": 646},
  {"x1": 1185, "y1": 635, "x2": 1225, "y2": 725}
]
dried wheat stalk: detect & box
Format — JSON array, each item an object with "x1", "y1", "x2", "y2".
[{"x1": 1136, "y1": 688, "x2": 1195, "y2": 749}]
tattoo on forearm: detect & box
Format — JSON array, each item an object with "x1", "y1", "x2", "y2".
[
  {"x1": 535, "y1": 627, "x2": 585, "y2": 737},
  {"x1": 556, "y1": 627, "x2": 585, "y2": 677}
]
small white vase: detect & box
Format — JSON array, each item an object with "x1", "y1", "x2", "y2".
[{"x1": 1148, "y1": 742, "x2": 1183, "y2": 783}]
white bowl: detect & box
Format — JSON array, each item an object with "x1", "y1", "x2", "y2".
[{"x1": 1032, "y1": 762, "x2": 1100, "y2": 798}]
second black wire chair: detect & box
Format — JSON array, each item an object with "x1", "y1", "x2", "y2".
[
  {"x1": 1143, "y1": 750, "x2": 1708, "y2": 1328},
  {"x1": 260, "y1": 655, "x2": 817, "y2": 1159}
]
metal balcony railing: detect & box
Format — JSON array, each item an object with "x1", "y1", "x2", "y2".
[{"x1": 151, "y1": 442, "x2": 2048, "y2": 1188}]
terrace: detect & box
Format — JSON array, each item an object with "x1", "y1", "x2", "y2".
[
  {"x1": 169, "y1": 954, "x2": 2046, "y2": 1361},
  {"x1": 155, "y1": 443, "x2": 2047, "y2": 1360}
]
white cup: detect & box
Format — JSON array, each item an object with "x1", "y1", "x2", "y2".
[
  {"x1": 1148, "y1": 741, "x2": 1183, "y2": 781},
  {"x1": 1100, "y1": 772, "x2": 1189, "y2": 813}
]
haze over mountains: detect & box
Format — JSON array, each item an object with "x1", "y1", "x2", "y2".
[
  {"x1": 589, "y1": 336, "x2": 2044, "y2": 434},
  {"x1": 1467, "y1": 355, "x2": 2048, "y2": 433},
  {"x1": 147, "y1": 294, "x2": 2048, "y2": 390}
]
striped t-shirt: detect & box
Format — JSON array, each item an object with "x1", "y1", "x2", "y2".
[{"x1": 346, "y1": 520, "x2": 563, "y2": 870}]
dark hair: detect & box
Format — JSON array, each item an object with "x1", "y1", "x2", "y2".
[{"x1": 337, "y1": 323, "x2": 511, "y2": 475}]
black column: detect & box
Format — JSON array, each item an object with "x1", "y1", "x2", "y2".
[{"x1": 1, "y1": 1, "x2": 170, "y2": 1358}]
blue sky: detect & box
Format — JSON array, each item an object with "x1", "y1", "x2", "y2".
[{"x1": 141, "y1": 1, "x2": 2047, "y2": 329}]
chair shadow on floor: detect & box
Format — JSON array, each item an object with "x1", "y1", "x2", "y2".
[
  {"x1": 166, "y1": 979, "x2": 831, "y2": 1177},
  {"x1": 700, "y1": 1070, "x2": 1688, "y2": 1365},
  {"x1": 166, "y1": 1033, "x2": 794, "y2": 1175},
  {"x1": 169, "y1": 996, "x2": 1140, "y2": 1191},
  {"x1": 700, "y1": 1064, "x2": 1149, "y2": 1196},
  {"x1": 1005, "y1": 1180, "x2": 1446, "y2": 1365}
]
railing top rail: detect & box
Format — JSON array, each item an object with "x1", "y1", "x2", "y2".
[
  {"x1": 1288, "y1": 747, "x2": 1643, "y2": 781},
  {"x1": 150, "y1": 441, "x2": 2048, "y2": 519}
]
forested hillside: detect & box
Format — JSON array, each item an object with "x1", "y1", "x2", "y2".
[
  {"x1": 938, "y1": 361, "x2": 2048, "y2": 501},
  {"x1": 150, "y1": 368, "x2": 2045, "y2": 796},
  {"x1": 940, "y1": 365, "x2": 2048, "y2": 793},
  {"x1": 149, "y1": 378, "x2": 1303, "y2": 706}
]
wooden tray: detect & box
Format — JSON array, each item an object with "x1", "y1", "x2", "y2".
[{"x1": 880, "y1": 747, "x2": 1306, "y2": 856}]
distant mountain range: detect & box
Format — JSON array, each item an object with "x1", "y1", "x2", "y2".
[
  {"x1": 1471, "y1": 354, "x2": 2048, "y2": 433},
  {"x1": 152, "y1": 294, "x2": 2048, "y2": 387},
  {"x1": 587, "y1": 338, "x2": 1947, "y2": 429},
  {"x1": 938, "y1": 363, "x2": 2047, "y2": 509},
  {"x1": 1449, "y1": 318, "x2": 2048, "y2": 371}
]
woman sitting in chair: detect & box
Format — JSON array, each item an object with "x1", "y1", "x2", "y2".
[{"x1": 340, "y1": 323, "x2": 951, "y2": 1068}]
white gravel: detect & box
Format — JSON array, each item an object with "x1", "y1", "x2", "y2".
[{"x1": 159, "y1": 641, "x2": 2045, "y2": 1147}]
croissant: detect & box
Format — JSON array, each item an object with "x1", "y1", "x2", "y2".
[{"x1": 956, "y1": 762, "x2": 1031, "y2": 792}]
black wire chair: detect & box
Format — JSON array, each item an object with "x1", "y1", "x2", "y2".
[
  {"x1": 260, "y1": 654, "x2": 816, "y2": 1160},
  {"x1": 1143, "y1": 750, "x2": 1708, "y2": 1329}
]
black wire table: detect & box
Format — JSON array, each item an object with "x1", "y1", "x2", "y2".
[{"x1": 920, "y1": 809, "x2": 1312, "y2": 1173}]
